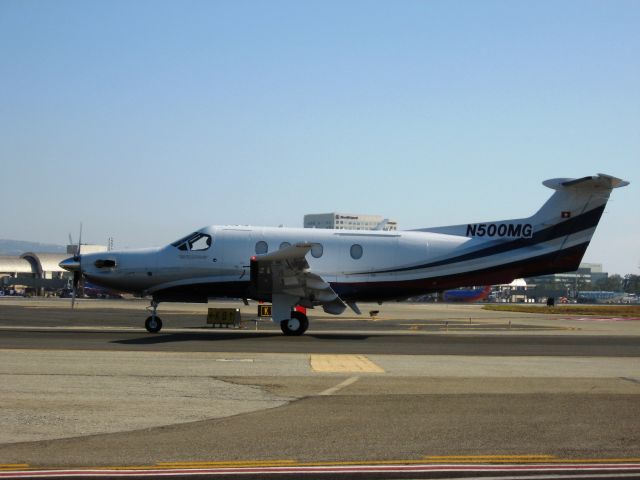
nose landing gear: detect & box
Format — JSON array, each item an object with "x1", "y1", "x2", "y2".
[{"x1": 145, "y1": 300, "x2": 162, "y2": 333}]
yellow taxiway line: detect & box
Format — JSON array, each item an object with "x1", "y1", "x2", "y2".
[
  {"x1": 0, "y1": 464, "x2": 30, "y2": 470},
  {"x1": 156, "y1": 456, "x2": 640, "y2": 468},
  {"x1": 4, "y1": 456, "x2": 640, "y2": 472},
  {"x1": 157, "y1": 460, "x2": 297, "y2": 468}
]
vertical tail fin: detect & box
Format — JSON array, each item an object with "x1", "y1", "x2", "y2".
[
  {"x1": 413, "y1": 173, "x2": 628, "y2": 279},
  {"x1": 531, "y1": 173, "x2": 629, "y2": 228},
  {"x1": 519, "y1": 173, "x2": 628, "y2": 275},
  {"x1": 414, "y1": 173, "x2": 628, "y2": 238}
]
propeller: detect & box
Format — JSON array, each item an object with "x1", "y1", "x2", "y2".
[
  {"x1": 59, "y1": 223, "x2": 86, "y2": 308},
  {"x1": 71, "y1": 223, "x2": 83, "y2": 308}
]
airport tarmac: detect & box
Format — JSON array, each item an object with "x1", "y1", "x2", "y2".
[{"x1": 0, "y1": 298, "x2": 639, "y2": 473}]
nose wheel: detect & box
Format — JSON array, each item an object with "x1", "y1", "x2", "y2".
[
  {"x1": 145, "y1": 315, "x2": 162, "y2": 333},
  {"x1": 280, "y1": 311, "x2": 309, "y2": 336},
  {"x1": 145, "y1": 300, "x2": 162, "y2": 333}
]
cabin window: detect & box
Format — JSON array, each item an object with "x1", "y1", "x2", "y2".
[
  {"x1": 311, "y1": 243, "x2": 323, "y2": 258},
  {"x1": 171, "y1": 232, "x2": 212, "y2": 252},
  {"x1": 350, "y1": 244, "x2": 363, "y2": 259},
  {"x1": 279, "y1": 242, "x2": 291, "y2": 250},
  {"x1": 189, "y1": 234, "x2": 212, "y2": 251},
  {"x1": 171, "y1": 233, "x2": 194, "y2": 248},
  {"x1": 255, "y1": 241, "x2": 268, "y2": 254}
]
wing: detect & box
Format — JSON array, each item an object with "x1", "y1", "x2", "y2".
[{"x1": 251, "y1": 243, "x2": 348, "y2": 315}]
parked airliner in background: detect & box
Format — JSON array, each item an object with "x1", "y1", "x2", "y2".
[
  {"x1": 60, "y1": 174, "x2": 628, "y2": 335},
  {"x1": 443, "y1": 285, "x2": 492, "y2": 303}
]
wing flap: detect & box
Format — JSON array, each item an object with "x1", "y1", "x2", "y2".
[
  {"x1": 256, "y1": 243, "x2": 312, "y2": 266},
  {"x1": 251, "y1": 242, "x2": 346, "y2": 314},
  {"x1": 323, "y1": 298, "x2": 348, "y2": 315}
]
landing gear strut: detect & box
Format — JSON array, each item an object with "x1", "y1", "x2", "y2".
[
  {"x1": 280, "y1": 310, "x2": 309, "y2": 336},
  {"x1": 145, "y1": 300, "x2": 162, "y2": 333}
]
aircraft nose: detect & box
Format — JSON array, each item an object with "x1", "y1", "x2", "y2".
[{"x1": 59, "y1": 257, "x2": 80, "y2": 272}]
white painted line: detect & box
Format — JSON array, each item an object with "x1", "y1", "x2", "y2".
[
  {"x1": 2, "y1": 464, "x2": 640, "y2": 478},
  {"x1": 417, "y1": 475, "x2": 640, "y2": 480},
  {"x1": 215, "y1": 359, "x2": 254, "y2": 363},
  {"x1": 318, "y1": 376, "x2": 360, "y2": 396}
]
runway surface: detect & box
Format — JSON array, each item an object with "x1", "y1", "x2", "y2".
[
  {"x1": 1, "y1": 299, "x2": 639, "y2": 356},
  {"x1": 1, "y1": 329, "x2": 640, "y2": 356},
  {"x1": 0, "y1": 298, "x2": 639, "y2": 478}
]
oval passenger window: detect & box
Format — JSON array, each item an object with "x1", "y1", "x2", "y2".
[
  {"x1": 255, "y1": 241, "x2": 268, "y2": 254},
  {"x1": 311, "y1": 243, "x2": 323, "y2": 258}
]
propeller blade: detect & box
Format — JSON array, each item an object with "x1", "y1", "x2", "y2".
[
  {"x1": 71, "y1": 223, "x2": 83, "y2": 308},
  {"x1": 75, "y1": 223, "x2": 83, "y2": 260},
  {"x1": 71, "y1": 284, "x2": 76, "y2": 308},
  {"x1": 71, "y1": 270, "x2": 80, "y2": 309}
]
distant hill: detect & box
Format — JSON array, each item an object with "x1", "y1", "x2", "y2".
[{"x1": 0, "y1": 239, "x2": 66, "y2": 256}]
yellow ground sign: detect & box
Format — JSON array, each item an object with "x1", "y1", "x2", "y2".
[{"x1": 207, "y1": 308, "x2": 240, "y2": 326}]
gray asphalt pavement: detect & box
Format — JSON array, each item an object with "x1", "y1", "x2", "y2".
[
  {"x1": 1, "y1": 328, "x2": 640, "y2": 356},
  {"x1": 0, "y1": 299, "x2": 639, "y2": 471},
  {"x1": 2, "y1": 387, "x2": 640, "y2": 467},
  {"x1": 1, "y1": 299, "x2": 639, "y2": 355}
]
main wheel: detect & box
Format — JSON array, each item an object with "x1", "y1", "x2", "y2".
[
  {"x1": 145, "y1": 315, "x2": 162, "y2": 333},
  {"x1": 280, "y1": 311, "x2": 309, "y2": 336}
]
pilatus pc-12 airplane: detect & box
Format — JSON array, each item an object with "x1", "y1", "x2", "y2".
[{"x1": 60, "y1": 173, "x2": 628, "y2": 335}]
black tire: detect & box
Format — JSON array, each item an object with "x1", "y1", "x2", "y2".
[
  {"x1": 145, "y1": 315, "x2": 162, "y2": 333},
  {"x1": 280, "y1": 311, "x2": 309, "y2": 336}
]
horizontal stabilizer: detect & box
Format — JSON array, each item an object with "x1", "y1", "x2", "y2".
[{"x1": 543, "y1": 173, "x2": 629, "y2": 191}]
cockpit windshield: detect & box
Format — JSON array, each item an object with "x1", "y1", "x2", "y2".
[{"x1": 171, "y1": 232, "x2": 212, "y2": 252}]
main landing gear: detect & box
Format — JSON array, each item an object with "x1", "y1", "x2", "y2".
[
  {"x1": 145, "y1": 300, "x2": 162, "y2": 333},
  {"x1": 142, "y1": 297, "x2": 308, "y2": 336},
  {"x1": 280, "y1": 310, "x2": 309, "y2": 336},
  {"x1": 272, "y1": 294, "x2": 309, "y2": 336}
]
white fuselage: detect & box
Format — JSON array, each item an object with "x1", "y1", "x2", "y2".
[{"x1": 79, "y1": 226, "x2": 472, "y2": 300}]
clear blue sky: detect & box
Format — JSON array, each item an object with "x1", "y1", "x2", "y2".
[{"x1": 1, "y1": 0, "x2": 638, "y2": 274}]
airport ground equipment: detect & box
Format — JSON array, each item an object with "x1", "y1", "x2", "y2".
[{"x1": 207, "y1": 308, "x2": 241, "y2": 328}]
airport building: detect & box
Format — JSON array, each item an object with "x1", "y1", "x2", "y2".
[
  {"x1": 304, "y1": 213, "x2": 398, "y2": 231},
  {"x1": 0, "y1": 244, "x2": 107, "y2": 295},
  {"x1": 524, "y1": 262, "x2": 610, "y2": 300},
  {"x1": 525, "y1": 263, "x2": 608, "y2": 288}
]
